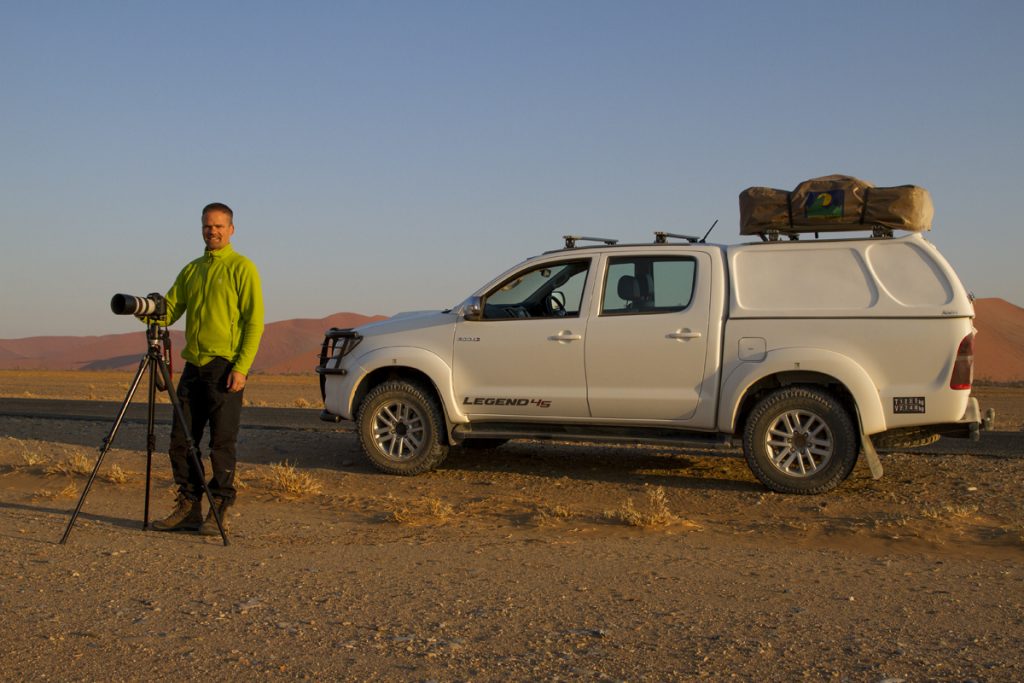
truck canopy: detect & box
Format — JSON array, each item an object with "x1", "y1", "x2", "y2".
[{"x1": 727, "y1": 233, "x2": 972, "y2": 319}]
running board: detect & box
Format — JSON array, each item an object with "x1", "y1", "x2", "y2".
[{"x1": 451, "y1": 422, "x2": 733, "y2": 448}]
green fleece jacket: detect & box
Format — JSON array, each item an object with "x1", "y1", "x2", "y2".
[{"x1": 161, "y1": 244, "x2": 264, "y2": 376}]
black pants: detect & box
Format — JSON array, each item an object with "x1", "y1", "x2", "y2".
[{"x1": 168, "y1": 358, "x2": 243, "y2": 504}]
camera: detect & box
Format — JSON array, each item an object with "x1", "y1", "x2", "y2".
[{"x1": 111, "y1": 293, "x2": 167, "y2": 317}]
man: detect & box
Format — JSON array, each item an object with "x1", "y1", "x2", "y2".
[{"x1": 152, "y1": 202, "x2": 264, "y2": 535}]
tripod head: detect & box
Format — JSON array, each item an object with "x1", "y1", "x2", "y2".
[{"x1": 142, "y1": 322, "x2": 174, "y2": 391}]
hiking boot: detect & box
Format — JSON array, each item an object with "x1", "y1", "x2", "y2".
[
  {"x1": 199, "y1": 497, "x2": 232, "y2": 536},
  {"x1": 152, "y1": 494, "x2": 201, "y2": 531}
]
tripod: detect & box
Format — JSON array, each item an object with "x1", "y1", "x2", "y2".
[{"x1": 60, "y1": 322, "x2": 228, "y2": 546}]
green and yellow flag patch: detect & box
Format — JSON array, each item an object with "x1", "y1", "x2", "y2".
[{"x1": 805, "y1": 190, "x2": 845, "y2": 219}]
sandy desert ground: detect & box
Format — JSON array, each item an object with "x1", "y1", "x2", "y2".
[{"x1": 0, "y1": 371, "x2": 1021, "y2": 681}]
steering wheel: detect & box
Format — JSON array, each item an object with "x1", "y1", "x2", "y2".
[{"x1": 545, "y1": 293, "x2": 566, "y2": 317}]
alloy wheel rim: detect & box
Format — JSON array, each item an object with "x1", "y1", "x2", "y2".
[
  {"x1": 372, "y1": 399, "x2": 426, "y2": 461},
  {"x1": 764, "y1": 409, "x2": 834, "y2": 477}
]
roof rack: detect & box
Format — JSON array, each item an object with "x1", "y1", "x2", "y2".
[
  {"x1": 563, "y1": 235, "x2": 618, "y2": 249},
  {"x1": 654, "y1": 231, "x2": 702, "y2": 244},
  {"x1": 756, "y1": 224, "x2": 896, "y2": 242},
  {"x1": 655, "y1": 220, "x2": 718, "y2": 244}
]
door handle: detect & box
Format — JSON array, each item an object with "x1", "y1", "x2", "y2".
[
  {"x1": 549, "y1": 332, "x2": 582, "y2": 342},
  {"x1": 667, "y1": 329, "x2": 702, "y2": 340}
]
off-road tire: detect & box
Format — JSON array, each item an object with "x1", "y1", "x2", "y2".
[
  {"x1": 743, "y1": 386, "x2": 858, "y2": 494},
  {"x1": 356, "y1": 380, "x2": 449, "y2": 475},
  {"x1": 871, "y1": 427, "x2": 941, "y2": 451}
]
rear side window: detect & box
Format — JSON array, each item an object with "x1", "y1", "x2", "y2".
[{"x1": 602, "y1": 256, "x2": 696, "y2": 315}]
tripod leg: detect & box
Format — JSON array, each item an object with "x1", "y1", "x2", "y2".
[
  {"x1": 144, "y1": 351, "x2": 158, "y2": 529},
  {"x1": 156, "y1": 355, "x2": 229, "y2": 546},
  {"x1": 60, "y1": 354, "x2": 150, "y2": 545}
]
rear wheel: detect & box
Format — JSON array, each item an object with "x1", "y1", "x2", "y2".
[
  {"x1": 356, "y1": 380, "x2": 449, "y2": 475},
  {"x1": 743, "y1": 387, "x2": 858, "y2": 494}
]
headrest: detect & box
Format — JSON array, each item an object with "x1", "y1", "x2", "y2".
[{"x1": 617, "y1": 275, "x2": 640, "y2": 300}]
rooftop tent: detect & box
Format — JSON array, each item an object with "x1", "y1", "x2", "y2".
[{"x1": 739, "y1": 174, "x2": 934, "y2": 237}]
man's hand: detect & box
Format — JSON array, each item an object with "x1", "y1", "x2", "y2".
[{"x1": 227, "y1": 371, "x2": 247, "y2": 393}]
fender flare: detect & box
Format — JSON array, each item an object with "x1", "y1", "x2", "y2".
[
  {"x1": 347, "y1": 346, "x2": 467, "y2": 423},
  {"x1": 718, "y1": 348, "x2": 886, "y2": 435}
]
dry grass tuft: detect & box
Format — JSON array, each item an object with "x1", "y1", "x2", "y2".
[
  {"x1": 921, "y1": 503, "x2": 979, "y2": 521},
  {"x1": 293, "y1": 397, "x2": 312, "y2": 408},
  {"x1": 4, "y1": 437, "x2": 50, "y2": 468},
  {"x1": 265, "y1": 461, "x2": 323, "y2": 499},
  {"x1": 34, "y1": 481, "x2": 80, "y2": 500},
  {"x1": 20, "y1": 451, "x2": 50, "y2": 468},
  {"x1": 532, "y1": 503, "x2": 576, "y2": 527},
  {"x1": 45, "y1": 451, "x2": 95, "y2": 477},
  {"x1": 605, "y1": 486, "x2": 699, "y2": 530},
  {"x1": 383, "y1": 495, "x2": 455, "y2": 526},
  {"x1": 102, "y1": 464, "x2": 130, "y2": 485}
]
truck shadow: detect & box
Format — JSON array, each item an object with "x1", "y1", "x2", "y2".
[{"x1": 441, "y1": 439, "x2": 763, "y2": 493}]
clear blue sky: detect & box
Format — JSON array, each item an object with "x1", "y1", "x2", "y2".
[{"x1": 2, "y1": 1, "x2": 1022, "y2": 338}]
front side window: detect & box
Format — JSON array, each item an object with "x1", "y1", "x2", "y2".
[
  {"x1": 483, "y1": 260, "x2": 590, "y2": 319},
  {"x1": 601, "y1": 256, "x2": 696, "y2": 315}
]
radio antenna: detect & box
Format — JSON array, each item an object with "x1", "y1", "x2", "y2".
[{"x1": 701, "y1": 219, "x2": 719, "y2": 243}]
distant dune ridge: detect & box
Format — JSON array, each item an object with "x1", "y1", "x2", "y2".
[
  {"x1": 972, "y1": 298, "x2": 1024, "y2": 383},
  {"x1": 0, "y1": 312, "x2": 385, "y2": 375},
  {"x1": 0, "y1": 300, "x2": 1020, "y2": 382}
]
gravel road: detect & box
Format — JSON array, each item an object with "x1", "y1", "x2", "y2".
[{"x1": 2, "y1": 389, "x2": 1023, "y2": 681}]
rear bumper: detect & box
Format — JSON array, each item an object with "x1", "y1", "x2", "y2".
[{"x1": 935, "y1": 397, "x2": 989, "y2": 441}]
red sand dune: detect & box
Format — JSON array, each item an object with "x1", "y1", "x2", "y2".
[
  {"x1": 973, "y1": 298, "x2": 1024, "y2": 383},
  {"x1": 0, "y1": 300, "x2": 1020, "y2": 382},
  {"x1": 0, "y1": 312, "x2": 385, "y2": 375}
]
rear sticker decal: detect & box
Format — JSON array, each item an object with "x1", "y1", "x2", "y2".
[{"x1": 893, "y1": 397, "x2": 926, "y2": 414}]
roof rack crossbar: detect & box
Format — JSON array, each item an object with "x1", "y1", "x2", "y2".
[
  {"x1": 654, "y1": 231, "x2": 702, "y2": 244},
  {"x1": 563, "y1": 235, "x2": 618, "y2": 249}
]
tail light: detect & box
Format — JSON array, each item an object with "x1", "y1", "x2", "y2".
[{"x1": 949, "y1": 331, "x2": 975, "y2": 390}]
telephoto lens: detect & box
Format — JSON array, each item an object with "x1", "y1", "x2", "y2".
[{"x1": 110, "y1": 293, "x2": 165, "y2": 316}]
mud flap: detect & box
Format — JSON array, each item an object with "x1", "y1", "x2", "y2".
[
  {"x1": 853, "y1": 403, "x2": 884, "y2": 479},
  {"x1": 860, "y1": 432, "x2": 884, "y2": 480}
]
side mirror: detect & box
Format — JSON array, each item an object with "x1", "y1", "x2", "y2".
[{"x1": 463, "y1": 296, "x2": 483, "y2": 321}]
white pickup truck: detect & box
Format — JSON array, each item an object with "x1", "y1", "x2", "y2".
[{"x1": 317, "y1": 230, "x2": 983, "y2": 493}]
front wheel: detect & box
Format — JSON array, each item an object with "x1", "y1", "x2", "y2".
[
  {"x1": 742, "y1": 387, "x2": 858, "y2": 494},
  {"x1": 356, "y1": 380, "x2": 449, "y2": 475}
]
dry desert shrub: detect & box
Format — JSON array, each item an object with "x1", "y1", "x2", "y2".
[
  {"x1": 19, "y1": 450, "x2": 49, "y2": 468},
  {"x1": 605, "y1": 486, "x2": 700, "y2": 530},
  {"x1": 102, "y1": 464, "x2": 130, "y2": 485},
  {"x1": 532, "y1": 503, "x2": 576, "y2": 527},
  {"x1": 293, "y1": 397, "x2": 312, "y2": 408},
  {"x1": 921, "y1": 503, "x2": 980, "y2": 521},
  {"x1": 45, "y1": 451, "x2": 94, "y2": 477},
  {"x1": 265, "y1": 461, "x2": 323, "y2": 499},
  {"x1": 34, "y1": 481, "x2": 80, "y2": 500},
  {"x1": 3, "y1": 437, "x2": 49, "y2": 467},
  {"x1": 383, "y1": 495, "x2": 455, "y2": 526}
]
